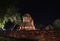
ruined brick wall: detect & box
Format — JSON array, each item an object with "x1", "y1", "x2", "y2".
[{"x1": 0, "y1": 30, "x2": 60, "y2": 41}]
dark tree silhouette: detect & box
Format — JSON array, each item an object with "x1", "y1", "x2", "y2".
[{"x1": 4, "y1": 19, "x2": 15, "y2": 30}]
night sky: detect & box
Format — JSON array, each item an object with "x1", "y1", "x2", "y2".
[{"x1": 15, "y1": 0, "x2": 60, "y2": 25}]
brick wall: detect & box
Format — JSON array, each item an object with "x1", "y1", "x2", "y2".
[{"x1": 0, "y1": 30, "x2": 60, "y2": 41}]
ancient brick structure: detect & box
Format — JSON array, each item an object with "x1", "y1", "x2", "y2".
[
  {"x1": 16, "y1": 13, "x2": 35, "y2": 31},
  {"x1": 0, "y1": 14, "x2": 60, "y2": 41},
  {"x1": 0, "y1": 30, "x2": 60, "y2": 41}
]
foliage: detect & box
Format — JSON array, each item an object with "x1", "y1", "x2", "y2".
[
  {"x1": 52, "y1": 19, "x2": 60, "y2": 29},
  {"x1": 0, "y1": 0, "x2": 18, "y2": 29},
  {"x1": 0, "y1": 6, "x2": 21, "y2": 30}
]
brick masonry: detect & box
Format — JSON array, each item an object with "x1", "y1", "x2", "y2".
[{"x1": 0, "y1": 30, "x2": 60, "y2": 41}]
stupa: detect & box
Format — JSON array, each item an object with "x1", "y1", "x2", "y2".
[{"x1": 16, "y1": 13, "x2": 35, "y2": 31}]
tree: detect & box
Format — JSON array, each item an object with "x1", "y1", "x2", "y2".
[
  {"x1": 0, "y1": 6, "x2": 21, "y2": 30},
  {"x1": 0, "y1": 0, "x2": 18, "y2": 29},
  {"x1": 52, "y1": 19, "x2": 60, "y2": 29}
]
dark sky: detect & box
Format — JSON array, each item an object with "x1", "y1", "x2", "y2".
[{"x1": 15, "y1": 0, "x2": 60, "y2": 25}]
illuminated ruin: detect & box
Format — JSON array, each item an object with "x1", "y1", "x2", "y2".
[{"x1": 16, "y1": 13, "x2": 35, "y2": 31}]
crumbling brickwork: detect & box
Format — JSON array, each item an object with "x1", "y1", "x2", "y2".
[{"x1": 0, "y1": 30, "x2": 60, "y2": 41}]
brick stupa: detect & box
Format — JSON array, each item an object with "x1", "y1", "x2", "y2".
[{"x1": 16, "y1": 13, "x2": 35, "y2": 31}]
